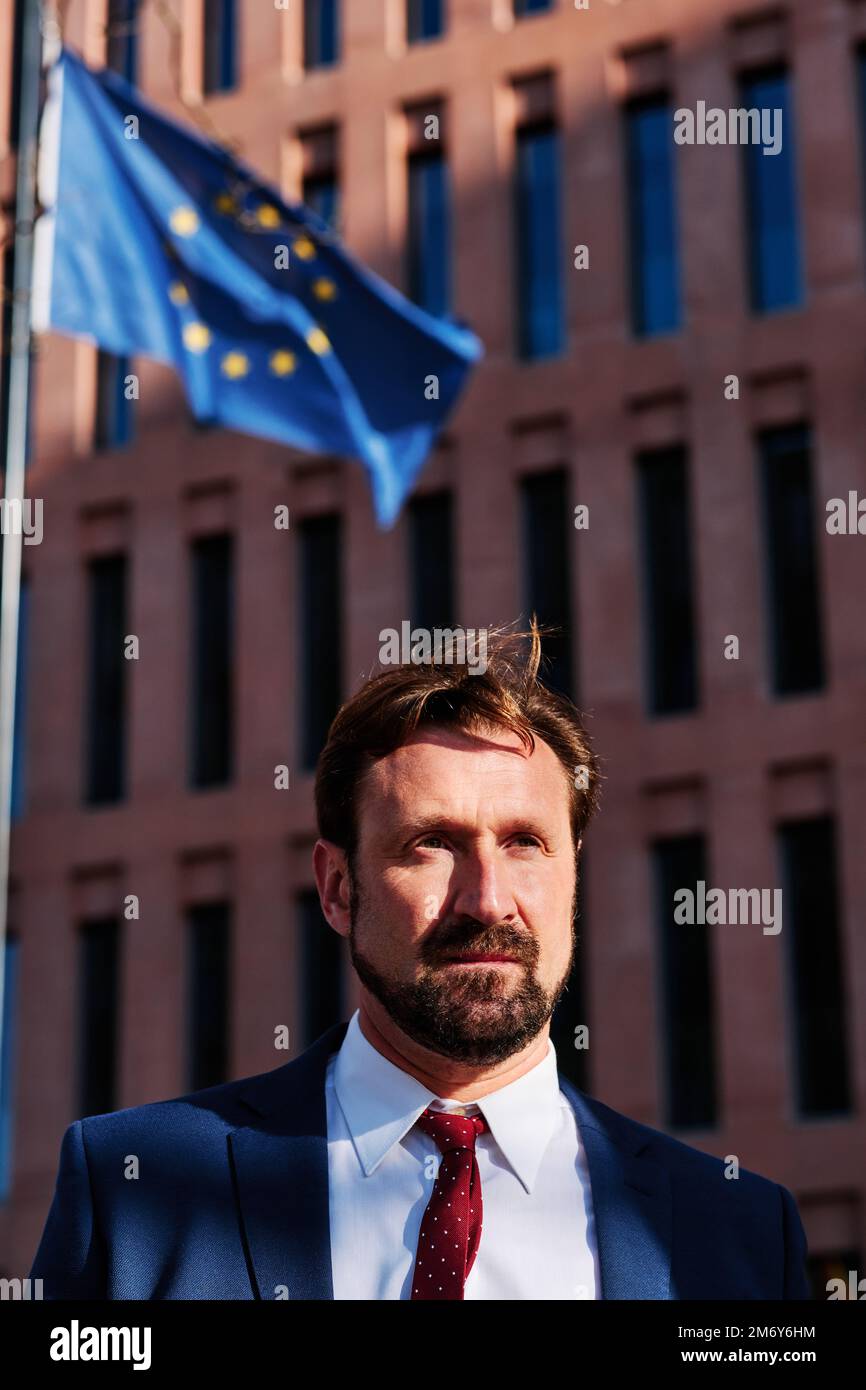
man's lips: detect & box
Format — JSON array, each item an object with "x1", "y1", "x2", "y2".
[{"x1": 439, "y1": 953, "x2": 523, "y2": 965}]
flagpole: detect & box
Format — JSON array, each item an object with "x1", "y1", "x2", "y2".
[{"x1": 0, "y1": 0, "x2": 43, "y2": 1124}]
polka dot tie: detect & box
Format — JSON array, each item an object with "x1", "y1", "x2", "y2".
[{"x1": 411, "y1": 1108, "x2": 487, "y2": 1300}]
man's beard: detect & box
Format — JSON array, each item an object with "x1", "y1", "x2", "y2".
[{"x1": 347, "y1": 865, "x2": 578, "y2": 1066}]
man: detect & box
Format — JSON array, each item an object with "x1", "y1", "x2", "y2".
[{"x1": 30, "y1": 624, "x2": 810, "y2": 1299}]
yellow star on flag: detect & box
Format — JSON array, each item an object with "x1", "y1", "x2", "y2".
[
  {"x1": 255, "y1": 204, "x2": 281, "y2": 228},
  {"x1": 214, "y1": 192, "x2": 239, "y2": 215},
  {"x1": 169, "y1": 282, "x2": 190, "y2": 305},
  {"x1": 170, "y1": 206, "x2": 200, "y2": 237},
  {"x1": 269, "y1": 350, "x2": 297, "y2": 376},
  {"x1": 292, "y1": 235, "x2": 316, "y2": 261},
  {"x1": 312, "y1": 277, "x2": 337, "y2": 301},
  {"x1": 183, "y1": 322, "x2": 211, "y2": 352},
  {"x1": 306, "y1": 327, "x2": 331, "y2": 356},
  {"x1": 221, "y1": 351, "x2": 251, "y2": 378}
]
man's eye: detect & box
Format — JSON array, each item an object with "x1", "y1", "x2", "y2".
[{"x1": 417, "y1": 836, "x2": 446, "y2": 849}]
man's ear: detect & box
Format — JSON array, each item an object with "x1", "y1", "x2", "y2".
[{"x1": 312, "y1": 838, "x2": 352, "y2": 938}]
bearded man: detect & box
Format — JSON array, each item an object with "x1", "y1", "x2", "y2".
[{"x1": 30, "y1": 625, "x2": 810, "y2": 1300}]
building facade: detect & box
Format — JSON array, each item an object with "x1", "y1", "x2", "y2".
[{"x1": 0, "y1": 0, "x2": 864, "y2": 1295}]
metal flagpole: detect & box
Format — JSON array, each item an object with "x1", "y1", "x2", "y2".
[{"x1": 0, "y1": 0, "x2": 44, "y2": 1124}]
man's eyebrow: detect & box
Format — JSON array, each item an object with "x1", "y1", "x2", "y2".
[{"x1": 396, "y1": 814, "x2": 556, "y2": 840}]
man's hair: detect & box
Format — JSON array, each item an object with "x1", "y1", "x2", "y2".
[{"x1": 314, "y1": 620, "x2": 602, "y2": 871}]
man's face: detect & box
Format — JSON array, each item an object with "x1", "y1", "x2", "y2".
[{"x1": 346, "y1": 722, "x2": 579, "y2": 1066}]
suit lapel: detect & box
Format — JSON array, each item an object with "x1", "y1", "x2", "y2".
[
  {"x1": 560, "y1": 1078, "x2": 672, "y2": 1299},
  {"x1": 229, "y1": 1021, "x2": 349, "y2": 1301}
]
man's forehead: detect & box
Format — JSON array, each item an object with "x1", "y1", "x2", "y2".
[{"x1": 362, "y1": 724, "x2": 569, "y2": 805}]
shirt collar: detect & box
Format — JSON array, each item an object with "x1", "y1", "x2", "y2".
[{"x1": 331, "y1": 1009, "x2": 566, "y2": 1193}]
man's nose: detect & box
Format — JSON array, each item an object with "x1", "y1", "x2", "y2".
[{"x1": 450, "y1": 848, "x2": 517, "y2": 925}]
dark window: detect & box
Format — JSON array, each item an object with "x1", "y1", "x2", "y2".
[
  {"x1": 514, "y1": 0, "x2": 553, "y2": 15},
  {"x1": 408, "y1": 491, "x2": 454, "y2": 631},
  {"x1": 189, "y1": 533, "x2": 234, "y2": 788},
  {"x1": 301, "y1": 125, "x2": 340, "y2": 232},
  {"x1": 740, "y1": 67, "x2": 803, "y2": 312},
  {"x1": 298, "y1": 890, "x2": 345, "y2": 1046},
  {"x1": 298, "y1": 514, "x2": 342, "y2": 771},
  {"x1": 304, "y1": 0, "x2": 339, "y2": 70},
  {"x1": 187, "y1": 902, "x2": 231, "y2": 1090},
  {"x1": 757, "y1": 425, "x2": 824, "y2": 696},
  {"x1": 652, "y1": 836, "x2": 718, "y2": 1129},
  {"x1": 8, "y1": 0, "x2": 26, "y2": 149},
  {"x1": 10, "y1": 574, "x2": 29, "y2": 820},
  {"x1": 84, "y1": 554, "x2": 127, "y2": 805},
  {"x1": 0, "y1": 935, "x2": 20, "y2": 1199},
  {"x1": 625, "y1": 94, "x2": 682, "y2": 336},
  {"x1": 77, "y1": 918, "x2": 119, "y2": 1118},
  {"x1": 95, "y1": 351, "x2": 134, "y2": 451},
  {"x1": 203, "y1": 0, "x2": 237, "y2": 94},
  {"x1": 4, "y1": 6, "x2": 37, "y2": 472},
  {"x1": 106, "y1": 0, "x2": 138, "y2": 86},
  {"x1": 636, "y1": 447, "x2": 699, "y2": 715},
  {"x1": 0, "y1": 243, "x2": 14, "y2": 462},
  {"x1": 520, "y1": 469, "x2": 574, "y2": 698},
  {"x1": 407, "y1": 0, "x2": 445, "y2": 42},
  {"x1": 551, "y1": 855, "x2": 590, "y2": 1093},
  {"x1": 304, "y1": 173, "x2": 339, "y2": 230},
  {"x1": 515, "y1": 122, "x2": 564, "y2": 359},
  {"x1": 407, "y1": 148, "x2": 451, "y2": 317},
  {"x1": 780, "y1": 818, "x2": 851, "y2": 1117}
]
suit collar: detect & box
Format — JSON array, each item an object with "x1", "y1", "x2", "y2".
[
  {"x1": 229, "y1": 1023, "x2": 671, "y2": 1301},
  {"x1": 234, "y1": 1020, "x2": 349, "y2": 1121}
]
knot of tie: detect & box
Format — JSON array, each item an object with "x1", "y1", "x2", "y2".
[{"x1": 415, "y1": 1107, "x2": 487, "y2": 1154}]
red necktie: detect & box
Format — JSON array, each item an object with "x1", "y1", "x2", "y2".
[{"x1": 411, "y1": 1107, "x2": 487, "y2": 1300}]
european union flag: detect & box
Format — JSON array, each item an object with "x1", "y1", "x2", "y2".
[{"x1": 32, "y1": 48, "x2": 482, "y2": 526}]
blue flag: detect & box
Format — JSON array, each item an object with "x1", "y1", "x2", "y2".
[{"x1": 33, "y1": 48, "x2": 482, "y2": 526}]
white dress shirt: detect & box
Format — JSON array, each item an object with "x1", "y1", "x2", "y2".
[{"x1": 325, "y1": 1009, "x2": 599, "y2": 1300}]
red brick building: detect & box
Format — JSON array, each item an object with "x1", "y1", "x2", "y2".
[{"x1": 0, "y1": 0, "x2": 864, "y2": 1295}]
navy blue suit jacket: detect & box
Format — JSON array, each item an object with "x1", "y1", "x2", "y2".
[{"x1": 30, "y1": 1020, "x2": 811, "y2": 1299}]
